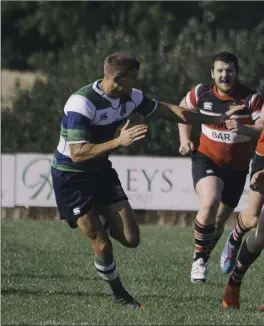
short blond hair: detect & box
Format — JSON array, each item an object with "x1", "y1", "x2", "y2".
[{"x1": 104, "y1": 52, "x2": 140, "y2": 77}]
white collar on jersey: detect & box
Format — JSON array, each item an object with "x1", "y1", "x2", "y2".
[
  {"x1": 92, "y1": 79, "x2": 104, "y2": 96},
  {"x1": 92, "y1": 79, "x2": 121, "y2": 108}
]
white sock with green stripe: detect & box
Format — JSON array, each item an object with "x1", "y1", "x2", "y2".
[
  {"x1": 94, "y1": 258, "x2": 127, "y2": 298},
  {"x1": 94, "y1": 260, "x2": 119, "y2": 281}
]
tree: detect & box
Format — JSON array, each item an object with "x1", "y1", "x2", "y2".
[{"x1": 2, "y1": 19, "x2": 264, "y2": 155}]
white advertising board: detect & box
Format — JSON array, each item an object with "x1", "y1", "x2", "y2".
[
  {"x1": 15, "y1": 154, "x2": 56, "y2": 207},
  {"x1": 2, "y1": 154, "x2": 251, "y2": 211},
  {"x1": 111, "y1": 155, "x2": 200, "y2": 210}
]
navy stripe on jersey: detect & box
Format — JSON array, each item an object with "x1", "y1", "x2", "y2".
[{"x1": 67, "y1": 111, "x2": 91, "y2": 131}]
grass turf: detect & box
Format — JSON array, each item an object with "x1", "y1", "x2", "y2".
[{"x1": 1, "y1": 219, "x2": 264, "y2": 325}]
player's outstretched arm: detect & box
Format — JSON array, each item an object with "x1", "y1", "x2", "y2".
[
  {"x1": 70, "y1": 120, "x2": 147, "y2": 163},
  {"x1": 154, "y1": 102, "x2": 245, "y2": 124}
]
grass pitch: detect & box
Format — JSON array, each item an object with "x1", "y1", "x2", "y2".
[{"x1": 2, "y1": 219, "x2": 264, "y2": 325}]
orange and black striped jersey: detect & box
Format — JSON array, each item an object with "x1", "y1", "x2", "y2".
[
  {"x1": 185, "y1": 83, "x2": 263, "y2": 170},
  {"x1": 255, "y1": 131, "x2": 264, "y2": 156}
]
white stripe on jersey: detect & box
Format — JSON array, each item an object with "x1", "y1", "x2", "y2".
[
  {"x1": 248, "y1": 93, "x2": 262, "y2": 121},
  {"x1": 185, "y1": 84, "x2": 202, "y2": 110},
  {"x1": 185, "y1": 92, "x2": 196, "y2": 110},
  {"x1": 248, "y1": 93, "x2": 257, "y2": 110},
  {"x1": 199, "y1": 109, "x2": 221, "y2": 116},
  {"x1": 64, "y1": 94, "x2": 96, "y2": 119},
  {"x1": 202, "y1": 125, "x2": 251, "y2": 144},
  {"x1": 57, "y1": 136, "x2": 88, "y2": 157},
  {"x1": 200, "y1": 110, "x2": 252, "y2": 119}
]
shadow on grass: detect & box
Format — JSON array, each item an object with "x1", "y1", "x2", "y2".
[
  {"x1": 1, "y1": 287, "x2": 111, "y2": 298},
  {"x1": 2, "y1": 272, "x2": 179, "y2": 283}
]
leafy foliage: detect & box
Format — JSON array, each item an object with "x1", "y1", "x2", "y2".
[{"x1": 2, "y1": 3, "x2": 264, "y2": 155}]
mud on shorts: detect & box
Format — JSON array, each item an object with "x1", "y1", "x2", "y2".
[
  {"x1": 51, "y1": 165, "x2": 128, "y2": 228},
  {"x1": 249, "y1": 153, "x2": 264, "y2": 192},
  {"x1": 191, "y1": 151, "x2": 248, "y2": 209}
]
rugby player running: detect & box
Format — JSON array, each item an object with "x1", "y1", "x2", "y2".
[
  {"x1": 177, "y1": 51, "x2": 264, "y2": 283},
  {"x1": 51, "y1": 52, "x2": 242, "y2": 309},
  {"x1": 222, "y1": 131, "x2": 264, "y2": 310}
]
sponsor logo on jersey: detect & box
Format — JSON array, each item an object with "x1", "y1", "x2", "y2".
[
  {"x1": 203, "y1": 102, "x2": 213, "y2": 110},
  {"x1": 212, "y1": 131, "x2": 231, "y2": 141},
  {"x1": 100, "y1": 112, "x2": 108, "y2": 120}
]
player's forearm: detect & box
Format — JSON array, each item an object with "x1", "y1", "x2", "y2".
[
  {"x1": 70, "y1": 139, "x2": 120, "y2": 163},
  {"x1": 159, "y1": 102, "x2": 220, "y2": 124},
  {"x1": 238, "y1": 125, "x2": 263, "y2": 139},
  {"x1": 178, "y1": 123, "x2": 192, "y2": 143}
]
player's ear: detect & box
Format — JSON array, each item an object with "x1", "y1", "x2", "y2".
[
  {"x1": 113, "y1": 75, "x2": 123, "y2": 91},
  {"x1": 211, "y1": 69, "x2": 214, "y2": 79},
  {"x1": 113, "y1": 75, "x2": 121, "y2": 84}
]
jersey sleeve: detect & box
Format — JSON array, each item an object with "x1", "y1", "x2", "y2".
[
  {"x1": 131, "y1": 89, "x2": 158, "y2": 117},
  {"x1": 63, "y1": 94, "x2": 95, "y2": 144},
  {"x1": 249, "y1": 93, "x2": 264, "y2": 121},
  {"x1": 185, "y1": 84, "x2": 203, "y2": 111}
]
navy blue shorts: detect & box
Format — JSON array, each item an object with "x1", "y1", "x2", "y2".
[
  {"x1": 51, "y1": 166, "x2": 128, "y2": 223},
  {"x1": 191, "y1": 151, "x2": 248, "y2": 209}
]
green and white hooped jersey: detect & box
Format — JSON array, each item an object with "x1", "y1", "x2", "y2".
[{"x1": 52, "y1": 80, "x2": 157, "y2": 172}]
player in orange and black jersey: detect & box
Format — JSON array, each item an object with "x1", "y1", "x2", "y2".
[
  {"x1": 221, "y1": 131, "x2": 264, "y2": 274},
  {"x1": 177, "y1": 51, "x2": 264, "y2": 283},
  {"x1": 221, "y1": 131, "x2": 264, "y2": 309}
]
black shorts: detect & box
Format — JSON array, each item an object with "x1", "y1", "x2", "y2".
[
  {"x1": 250, "y1": 153, "x2": 264, "y2": 180},
  {"x1": 249, "y1": 153, "x2": 264, "y2": 192},
  {"x1": 191, "y1": 151, "x2": 248, "y2": 208},
  {"x1": 51, "y1": 166, "x2": 127, "y2": 223}
]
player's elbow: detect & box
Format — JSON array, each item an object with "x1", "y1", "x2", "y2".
[
  {"x1": 71, "y1": 154, "x2": 82, "y2": 163},
  {"x1": 70, "y1": 143, "x2": 95, "y2": 163},
  {"x1": 71, "y1": 151, "x2": 93, "y2": 163}
]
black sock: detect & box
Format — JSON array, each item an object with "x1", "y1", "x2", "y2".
[
  {"x1": 207, "y1": 234, "x2": 221, "y2": 258},
  {"x1": 194, "y1": 219, "x2": 215, "y2": 262},
  {"x1": 229, "y1": 240, "x2": 261, "y2": 287},
  {"x1": 229, "y1": 213, "x2": 250, "y2": 248}
]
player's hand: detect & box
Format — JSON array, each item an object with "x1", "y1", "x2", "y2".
[
  {"x1": 225, "y1": 119, "x2": 244, "y2": 133},
  {"x1": 217, "y1": 104, "x2": 246, "y2": 124},
  {"x1": 250, "y1": 170, "x2": 264, "y2": 193},
  {"x1": 179, "y1": 140, "x2": 195, "y2": 155},
  {"x1": 117, "y1": 120, "x2": 148, "y2": 147}
]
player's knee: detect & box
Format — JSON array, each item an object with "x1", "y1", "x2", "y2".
[
  {"x1": 240, "y1": 211, "x2": 259, "y2": 229},
  {"x1": 94, "y1": 239, "x2": 113, "y2": 257},
  {"x1": 250, "y1": 216, "x2": 259, "y2": 229},
  {"x1": 124, "y1": 233, "x2": 140, "y2": 248},
  {"x1": 199, "y1": 201, "x2": 219, "y2": 218},
  {"x1": 124, "y1": 226, "x2": 140, "y2": 248}
]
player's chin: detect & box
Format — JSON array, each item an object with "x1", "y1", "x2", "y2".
[{"x1": 217, "y1": 84, "x2": 233, "y2": 94}]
